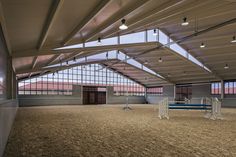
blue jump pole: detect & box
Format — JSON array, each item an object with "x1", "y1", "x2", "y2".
[
  {"x1": 168, "y1": 107, "x2": 211, "y2": 110},
  {"x1": 168, "y1": 103, "x2": 212, "y2": 110},
  {"x1": 169, "y1": 104, "x2": 211, "y2": 107}
]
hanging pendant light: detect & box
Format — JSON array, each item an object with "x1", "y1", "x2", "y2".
[
  {"x1": 119, "y1": 19, "x2": 128, "y2": 30},
  {"x1": 224, "y1": 64, "x2": 229, "y2": 69},
  {"x1": 200, "y1": 42, "x2": 205, "y2": 48},
  {"x1": 153, "y1": 29, "x2": 157, "y2": 36},
  {"x1": 181, "y1": 17, "x2": 189, "y2": 26},
  {"x1": 231, "y1": 36, "x2": 236, "y2": 43},
  {"x1": 97, "y1": 37, "x2": 102, "y2": 45}
]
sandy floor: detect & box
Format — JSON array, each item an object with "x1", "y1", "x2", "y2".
[{"x1": 3, "y1": 105, "x2": 236, "y2": 157}]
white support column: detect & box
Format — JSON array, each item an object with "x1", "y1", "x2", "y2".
[
  {"x1": 221, "y1": 80, "x2": 224, "y2": 99},
  {"x1": 82, "y1": 42, "x2": 85, "y2": 48},
  {"x1": 106, "y1": 67, "x2": 108, "y2": 105},
  {"x1": 81, "y1": 64, "x2": 83, "y2": 104},
  {"x1": 167, "y1": 36, "x2": 170, "y2": 48},
  {"x1": 118, "y1": 34, "x2": 120, "y2": 45},
  {"x1": 174, "y1": 85, "x2": 176, "y2": 100},
  {"x1": 145, "y1": 29, "x2": 148, "y2": 42},
  {"x1": 144, "y1": 87, "x2": 147, "y2": 102},
  {"x1": 7, "y1": 56, "x2": 13, "y2": 99}
]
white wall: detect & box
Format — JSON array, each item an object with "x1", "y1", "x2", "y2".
[
  {"x1": 0, "y1": 28, "x2": 18, "y2": 157},
  {"x1": 19, "y1": 86, "x2": 146, "y2": 106},
  {"x1": 19, "y1": 95, "x2": 83, "y2": 107},
  {"x1": 146, "y1": 84, "x2": 236, "y2": 107},
  {"x1": 106, "y1": 86, "x2": 146, "y2": 104},
  {"x1": 18, "y1": 85, "x2": 83, "y2": 107},
  {"x1": 191, "y1": 84, "x2": 236, "y2": 107},
  {"x1": 146, "y1": 85, "x2": 174, "y2": 104},
  {"x1": 0, "y1": 100, "x2": 18, "y2": 157}
]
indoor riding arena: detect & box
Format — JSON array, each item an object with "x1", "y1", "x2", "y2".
[{"x1": 0, "y1": 0, "x2": 236, "y2": 157}]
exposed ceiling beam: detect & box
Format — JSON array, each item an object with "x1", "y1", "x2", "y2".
[
  {"x1": 0, "y1": 1, "x2": 12, "y2": 55},
  {"x1": 44, "y1": 51, "x2": 97, "y2": 70},
  {"x1": 170, "y1": 23, "x2": 236, "y2": 37},
  {"x1": 37, "y1": 0, "x2": 64, "y2": 49},
  {"x1": 174, "y1": 76, "x2": 216, "y2": 81},
  {"x1": 189, "y1": 44, "x2": 236, "y2": 52},
  {"x1": 160, "y1": 6, "x2": 236, "y2": 30},
  {"x1": 129, "y1": 17, "x2": 236, "y2": 79},
  {"x1": 101, "y1": 2, "x2": 236, "y2": 81},
  {"x1": 205, "y1": 54, "x2": 236, "y2": 61},
  {"x1": 16, "y1": 59, "x2": 115, "y2": 75},
  {"x1": 13, "y1": 41, "x2": 160, "y2": 58},
  {"x1": 17, "y1": 59, "x2": 114, "y2": 81},
  {"x1": 29, "y1": 0, "x2": 64, "y2": 77},
  {"x1": 134, "y1": 54, "x2": 174, "y2": 59},
  {"x1": 181, "y1": 34, "x2": 234, "y2": 44},
  {"x1": 34, "y1": 54, "x2": 63, "y2": 77},
  {"x1": 159, "y1": 70, "x2": 205, "y2": 74},
  {"x1": 210, "y1": 66, "x2": 236, "y2": 71},
  {"x1": 170, "y1": 74, "x2": 215, "y2": 79},
  {"x1": 196, "y1": 52, "x2": 236, "y2": 59},
  {"x1": 159, "y1": 72, "x2": 215, "y2": 79},
  {"x1": 139, "y1": 0, "x2": 227, "y2": 32},
  {"x1": 104, "y1": 0, "x2": 187, "y2": 38},
  {"x1": 219, "y1": 71, "x2": 236, "y2": 76},
  {"x1": 62, "y1": 0, "x2": 111, "y2": 45},
  {"x1": 103, "y1": 64, "x2": 147, "y2": 87},
  {"x1": 107, "y1": 0, "x2": 214, "y2": 38},
  {"x1": 146, "y1": 83, "x2": 172, "y2": 87},
  {"x1": 118, "y1": 50, "x2": 173, "y2": 84},
  {"x1": 56, "y1": 51, "x2": 84, "y2": 65},
  {"x1": 31, "y1": 57, "x2": 38, "y2": 69},
  {"x1": 84, "y1": 0, "x2": 150, "y2": 42},
  {"x1": 205, "y1": 59, "x2": 236, "y2": 65},
  {"x1": 45, "y1": 54, "x2": 62, "y2": 66}
]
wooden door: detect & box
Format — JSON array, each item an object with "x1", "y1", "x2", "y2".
[{"x1": 83, "y1": 86, "x2": 106, "y2": 104}]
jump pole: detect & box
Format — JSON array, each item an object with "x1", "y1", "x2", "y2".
[
  {"x1": 123, "y1": 92, "x2": 132, "y2": 110},
  {"x1": 158, "y1": 97, "x2": 222, "y2": 120}
]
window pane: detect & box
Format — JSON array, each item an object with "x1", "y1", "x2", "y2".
[
  {"x1": 18, "y1": 63, "x2": 145, "y2": 96},
  {"x1": 120, "y1": 32, "x2": 145, "y2": 44}
]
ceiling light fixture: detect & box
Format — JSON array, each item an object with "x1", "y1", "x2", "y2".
[
  {"x1": 200, "y1": 42, "x2": 205, "y2": 48},
  {"x1": 97, "y1": 37, "x2": 102, "y2": 45},
  {"x1": 181, "y1": 17, "x2": 189, "y2": 26},
  {"x1": 119, "y1": 19, "x2": 128, "y2": 30},
  {"x1": 158, "y1": 57, "x2": 163, "y2": 63},
  {"x1": 153, "y1": 29, "x2": 157, "y2": 36},
  {"x1": 224, "y1": 64, "x2": 229, "y2": 69},
  {"x1": 231, "y1": 36, "x2": 236, "y2": 43}
]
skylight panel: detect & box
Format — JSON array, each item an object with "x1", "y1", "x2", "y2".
[
  {"x1": 54, "y1": 43, "x2": 83, "y2": 50},
  {"x1": 120, "y1": 31, "x2": 145, "y2": 44},
  {"x1": 159, "y1": 29, "x2": 212, "y2": 73}
]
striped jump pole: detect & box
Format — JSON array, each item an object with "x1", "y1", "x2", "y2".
[{"x1": 158, "y1": 97, "x2": 222, "y2": 120}]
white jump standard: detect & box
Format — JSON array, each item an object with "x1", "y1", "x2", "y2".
[{"x1": 158, "y1": 97, "x2": 222, "y2": 120}]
